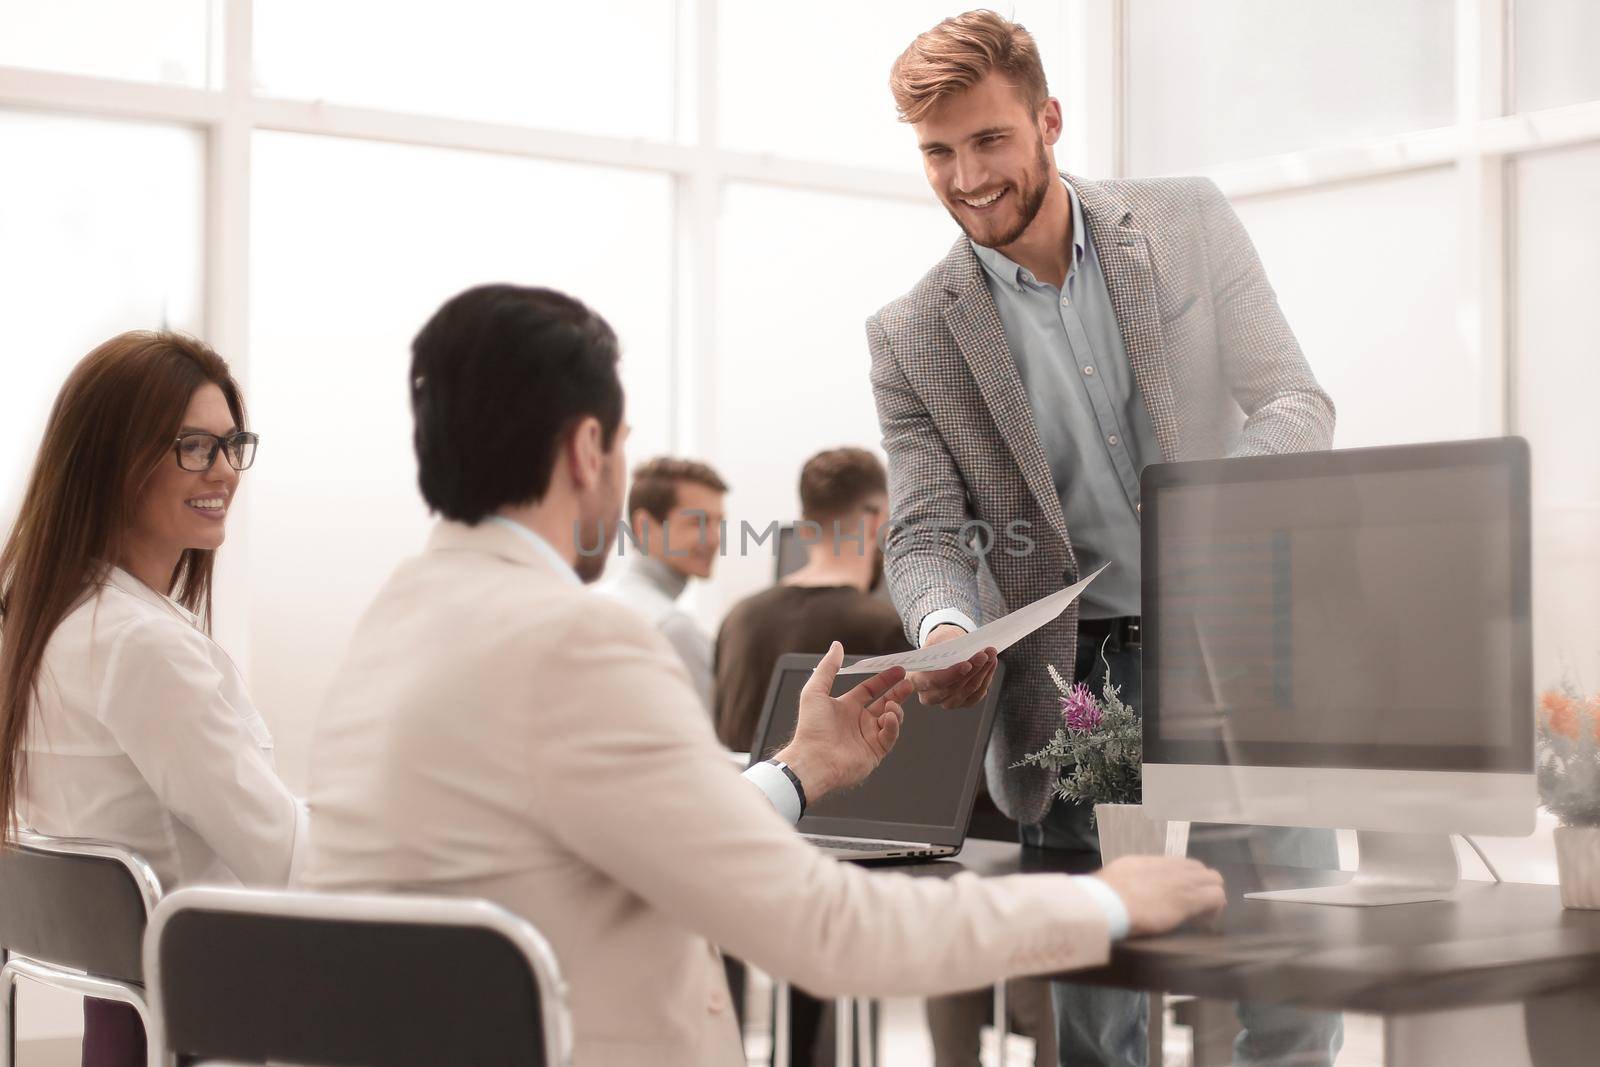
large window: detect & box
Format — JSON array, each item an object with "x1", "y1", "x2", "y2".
[
  {"x1": 249, "y1": 131, "x2": 673, "y2": 785},
  {"x1": 709, "y1": 182, "x2": 950, "y2": 614},
  {"x1": 1231, "y1": 169, "x2": 1476, "y2": 448},
  {"x1": 1514, "y1": 0, "x2": 1600, "y2": 112},
  {"x1": 254, "y1": 0, "x2": 677, "y2": 140},
  {"x1": 717, "y1": 0, "x2": 1069, "y2": 173},
  {"x1": 0, "y1": 0, "x2": 215, "y2": 86},
  {"x1": 0, "y1": 109, "x2": 204, "y2": 518},
  {"x1": 1514, "y1": 144, "x2": 1600, "y2": 690},
  {"x1": 1125, "y1": 0, "x2": 1456, "y2": 174}
]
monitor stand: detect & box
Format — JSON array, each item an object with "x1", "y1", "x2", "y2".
[{"x1": 1243, "y1": 830, "x2": 1460, "y2": 907}]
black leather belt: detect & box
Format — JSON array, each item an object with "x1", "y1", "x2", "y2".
[{"x1": 1077, "y1": 615, "x2": 1142, "y2": 648}]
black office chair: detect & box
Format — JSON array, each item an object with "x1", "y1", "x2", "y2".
[
  {"x1": 0, "y1": 830, "x2": 165, "y2": 1067},
  {"x1": 145, "y1": 886, "x2": 572, "y2": 1066}
]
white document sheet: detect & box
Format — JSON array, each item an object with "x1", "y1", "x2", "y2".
[{"x1": 837, "y1": 563, "x2": 1110, "y2": 675}]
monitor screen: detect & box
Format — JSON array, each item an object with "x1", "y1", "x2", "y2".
[
  {"x1": 752, "y1": 658, "x2": 1002, "y2": 844},
  {"x1": 774, "y1": 524, "x2": 892, "y2": 602},
  {"x1": 1144, "y1": 438, "x2": 1531, "y2": 773}
]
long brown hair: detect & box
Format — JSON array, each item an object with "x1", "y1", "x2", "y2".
[{"x1": 0, "y1": 330, "x2": 246, "y2": 837}]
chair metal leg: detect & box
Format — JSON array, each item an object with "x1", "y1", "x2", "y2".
[
  {"x1": 858, "y1": 999, "x2": 877, "y2": 1067},
  {"x1": 992, "y1": 981, "x2": 1008, "y2": 1067},
  {"x1": 128, "y1": 994, "x2": 162, "y2": 1067},
  {"x1": 0, "y1": 955, "x2": 16, "y2": 1067},
  {"x1": 0, "y1": 958, "x2": 160, "y2": 1067},
  {"x1": 773, "y1": 980, "x2": 790, "y2": 1067},
  {"x1": 835, "y1": 997, "x2": 854, "y2": 1066},
  {"x1": 1148, "y1": 992, "x2": 1165, "y2": 1066}
]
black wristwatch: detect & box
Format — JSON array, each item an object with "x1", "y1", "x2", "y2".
[{"x1": 764, "y1": 758, "x2": 808, "y2": 816}]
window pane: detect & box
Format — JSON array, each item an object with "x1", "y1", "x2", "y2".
[
  {"x1": 0, "y1": 109, "x2": 204, "y2": 523},
  {"x1": 0, "y1": 0, "x2": 214, "y2": 87},
  {"x1": 1514, "y1": 0, "x2": 1600, "y2": 112},
  {"x1": 709, "y1": 183, "x2": 952, "y2": 614},
  {"x1": 250, "y1": 132, "x2": 673, "y2": 786},
  {"x1": 718, "y1": 1, "x2": 1068, "y2": 173},
  {"x1": 1231, "y1": 169, "x2": 1478, "y2": 449},
  {"x1": 253, "y1": 0, "x2": 675, "y2": 141},
  {"x1": 1126, "y1": 0, "x2": 1455, "y2": 173},
  {"x1": 1513, "y1": 145, "x2": 1600, "y2": 691}
]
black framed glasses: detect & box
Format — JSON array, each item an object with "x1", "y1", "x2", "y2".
[{"x1": 173, "y1": 431, "x2": 259, "y2": 472}]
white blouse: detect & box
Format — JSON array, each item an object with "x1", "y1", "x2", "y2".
[{"x1": 18, "y1": 566, "x2": 304, "y2": 892}]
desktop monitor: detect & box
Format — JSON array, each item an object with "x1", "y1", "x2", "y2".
[
  {"x1": 1141, "y1": 438, "x2": 1535, "y2": 905},
  {"x1": 773, "y1": 522, "x2": 892, "y2": 602},
  {"x1": 774, "y1": 523, "x2": 810, "y2": 582}
]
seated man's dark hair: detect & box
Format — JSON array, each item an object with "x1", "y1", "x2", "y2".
[{"x1": 410, "y1": 284, "x2": 623, "y2": 523}]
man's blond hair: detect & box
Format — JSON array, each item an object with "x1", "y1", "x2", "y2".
[{"x1": 889, "y1": 9, "x2": 1049, "y2": 124}]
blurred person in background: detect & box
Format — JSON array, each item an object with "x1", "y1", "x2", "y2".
[
  {"x1": 715, "y1": 446, "x2": 906, "y2": 754},
  {"x1": 0, "y1": 332, "x2": 302, "y2": 1067},
  {"x1": 600, "y1": 457, "x2": 728, "y2": 714},
  {"x1": 714, "y1": 445, "x2": 907, "y2": 1064},
  {"x1": 715, "y1": 445, "x2": 1057, "y2": 1065}
]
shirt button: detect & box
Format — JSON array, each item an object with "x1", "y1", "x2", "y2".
[
  {"x1": 1108, "y1": 434, "x2": 1120, "y2": 446},
  {"x1": 1083, "y1": 366, "x2": 1095, "y2": 376}
]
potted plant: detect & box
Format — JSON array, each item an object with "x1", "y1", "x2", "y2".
[
  {"x1": 1538, "y1": 683, "x2": 1600, "y2": 909},
  {"x1": 1014, "y1": 658, "x2": 1188, "y2": 864}
]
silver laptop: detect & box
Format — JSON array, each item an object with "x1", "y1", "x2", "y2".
[{"x1": 748, "y1": 653, "x2": 1005, "y2": 862}]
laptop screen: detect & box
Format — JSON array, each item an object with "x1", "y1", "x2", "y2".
[{"x1": 748, "y1": 655, "x2": 1004, "y2": 847}]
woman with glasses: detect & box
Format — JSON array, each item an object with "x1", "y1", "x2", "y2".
[{"x1": 0, "y1": 330, "x2": 299, "y2": 1067}]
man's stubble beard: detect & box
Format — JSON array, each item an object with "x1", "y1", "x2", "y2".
[{"x1": 945, "y1": 135, "x2": 1053, "y2": 251}]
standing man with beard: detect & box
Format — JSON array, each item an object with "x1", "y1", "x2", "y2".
[{"x1": 870, "y1": 11, "x2": 1343, "y2": 1067}]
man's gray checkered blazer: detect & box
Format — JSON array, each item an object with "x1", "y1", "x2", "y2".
[{"x1": 868, "y1": 173, "x2": 1336, "y2": 825}]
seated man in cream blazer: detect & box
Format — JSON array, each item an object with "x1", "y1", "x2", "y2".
[{"x1": 299, "y1": 284, "x2": 1225, "y2": 1067}]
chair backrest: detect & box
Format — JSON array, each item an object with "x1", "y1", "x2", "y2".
[
  {"x1": 0, "y1": 831, "x2": 162, "y2": 984},
  {"x1": 146, "y1": 887, "x2": 572, "y2": 1067}
]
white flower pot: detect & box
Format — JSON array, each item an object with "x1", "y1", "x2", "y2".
[
  {"x1": 1555, "y1": 826, "x2": 1600, "y2": 909},
  {"x1": 1094, "y1": 802, "x2": 1190, "y2": 866}
]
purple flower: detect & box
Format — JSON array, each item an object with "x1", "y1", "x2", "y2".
[{"x1": 1061, "y1": 682, "x2": 1103, "y2": 732}]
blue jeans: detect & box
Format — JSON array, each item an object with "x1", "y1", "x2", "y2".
[{"x1": 1021, "y1": 631, "x2": 1345, "y2": 1067}]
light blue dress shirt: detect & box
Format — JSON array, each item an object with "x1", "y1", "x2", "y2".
[{"x1": 970, "y1": 181, "x2": 1161, "y2": 619}]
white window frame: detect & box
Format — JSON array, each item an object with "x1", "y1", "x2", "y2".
[{"x1": 2, "y1": 0, "x2": 1595, "y2": 449}]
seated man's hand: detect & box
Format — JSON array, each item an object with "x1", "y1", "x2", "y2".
[
  {"x1": 910, "y1": 624, "x2": 998, "y2": 709},
  {"x1": 775, "y1": 641, "x2": 914, "y2": 801},
  {"x1": 1096, "y1": 856, "x2": 1227, "y2": 937}
]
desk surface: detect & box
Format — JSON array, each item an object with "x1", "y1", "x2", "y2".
[{"x1": 909, "y1": 839, "x2": 1600, "y2": 1015}]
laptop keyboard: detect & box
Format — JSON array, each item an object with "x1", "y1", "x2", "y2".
[{"x1": 808, "y1": 837, "x2": 933, "y2": 854}]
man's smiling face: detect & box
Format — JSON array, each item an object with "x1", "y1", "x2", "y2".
[{"x1": 914, "y1": 72, "x2": 1060, "y2": 251}]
